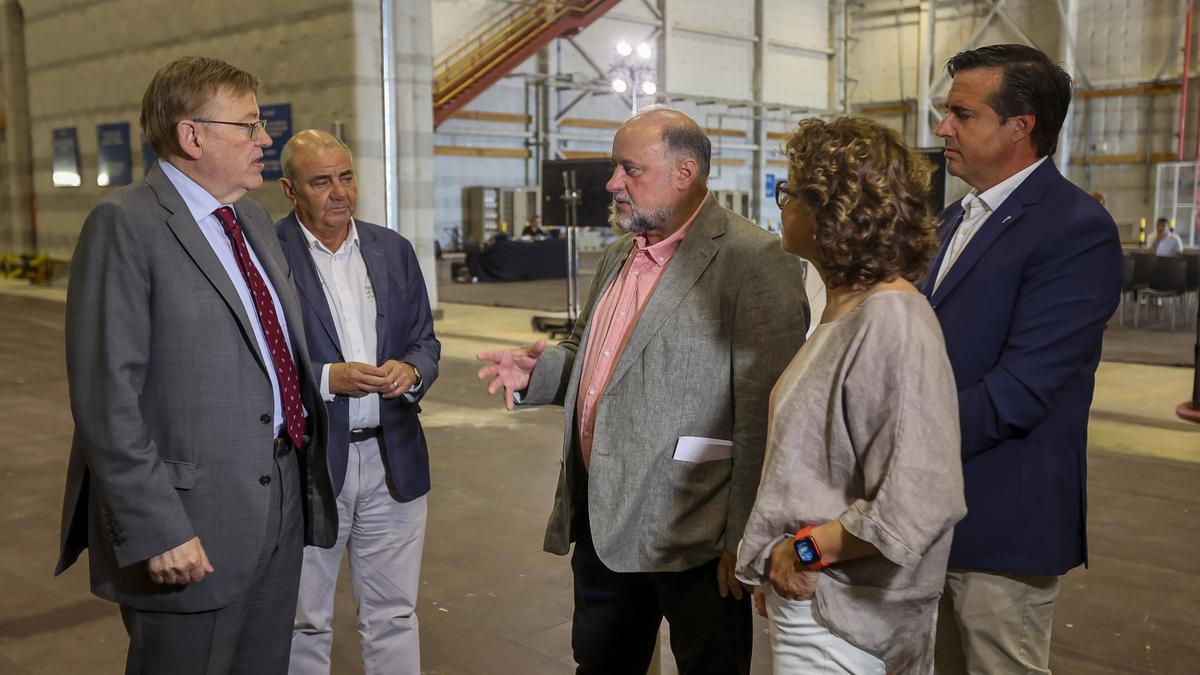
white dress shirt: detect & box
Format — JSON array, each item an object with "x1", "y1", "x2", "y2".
[
  {"x1": 933, "y1": 156, "x2": 1048, "y2": 292},
  {"x1": 1154, "y1": 232, "x2": 1185, "y2": 257},
  {"x1": 301, "y1": 220, "x2": 382, "y2": 430},
  {"x1": 159, "y1": 159, "x2": 299, "y2": 438}
]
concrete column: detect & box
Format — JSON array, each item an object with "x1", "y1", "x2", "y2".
[
  {"x1": 831, "y1": 0, "x2": 848, "y2": 114},
  {"x1": 751, "y1": 0, "x2": 766, "y2": 226},
  {"x1": 536, "y1": 48, "x2": 551, "y2": 189},
  {"x1": 657, "y1": 0, "x2": 670, "y2": 95},
  {"x1": 380, "y1": 0, "x2": 437, "y2": 307},
  {"x1": 916, "y1": 0, "x2": 935, "y2": 148},
  {"x1": 1, "y1": 0, "x2": 33, "y2": 254},
  {"x1": 1055, "y1": 0, "x2": 1078, "y2": 172}
]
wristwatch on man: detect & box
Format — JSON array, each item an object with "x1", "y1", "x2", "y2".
[
  {"x1": 401, "y1": 362, "x2": 422, "y2": 392},
  {"x1": 792, "y1": 525, "x2": 829, "y2": 570}
]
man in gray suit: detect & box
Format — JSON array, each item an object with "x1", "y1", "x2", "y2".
[
  {"x1": 477, "y1": 107, "x2": 809, "y2": 674},
  {"x1": 55, "y1": 56, "x2": 337, "y2": 674}
]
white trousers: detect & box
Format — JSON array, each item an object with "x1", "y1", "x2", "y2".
[
  {"x1": 289, "y1": 438, "x2": 428, "y2": 675},
  {"x1": 765, "y1": 588, "x2": 887, "y2": 675}
]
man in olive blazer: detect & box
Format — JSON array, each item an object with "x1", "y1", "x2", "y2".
[{"x1": 478, "y1": 107, "x2": 809, "y2": 674}]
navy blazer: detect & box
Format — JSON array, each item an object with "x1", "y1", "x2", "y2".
[
  {"x1": 921, "y1": 160, "x2": 1122, "y2": 576},
  {"x1": 277, "y1": 214, "x2": 440, "y2": 500}
]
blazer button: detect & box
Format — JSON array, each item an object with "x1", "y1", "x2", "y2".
[
  {"x1": 260, "y1": 414, "x2": 271, "y2": 425},
  {"x1": 259, "y1": 474, "x2": 272, "y2": 486}
]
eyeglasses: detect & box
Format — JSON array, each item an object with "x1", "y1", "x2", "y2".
[
  {"x1": 775, "y1": 180, "x2": 799, "y2": 209},
  {"x1": 193, "y1": 118, "x2": 268, "y2": 140}
]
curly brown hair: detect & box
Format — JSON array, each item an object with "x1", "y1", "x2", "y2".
[{"x1": 784, "y1": 117, "x2": 938, "y2": 289}]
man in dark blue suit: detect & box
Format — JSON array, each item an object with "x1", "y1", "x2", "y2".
[
  {"x1": 275, "y1": 130, "x2": 439, "y2": 675},
  {"x1": 924, "y1": 45, "x2": 1122, "y2": 674}
]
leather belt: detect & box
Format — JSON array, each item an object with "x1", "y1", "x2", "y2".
[
  {"x1": 349, "y1": 427, "x2": 382, "y2": 443},
  {"x1": 273, "y1": 435, "x2": 296, "y2": 460}
]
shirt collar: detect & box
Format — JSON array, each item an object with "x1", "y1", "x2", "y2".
[
  {"x1": 158, "y1": 158, "x2": 226, "y2": 224},
  {"x1": 632, "y1": 193, "x2": 709, "y2": 267},
  {"x1": 962, "y1": 156, "x2": 1047, "y2": 215},
  {"x1": 298, "y1": 216, "x2": 359, "y2": 255}
]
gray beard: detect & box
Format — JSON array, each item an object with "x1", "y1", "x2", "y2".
[{"x1": 612, "y1": 201, "x2": 673, "y2": 234}]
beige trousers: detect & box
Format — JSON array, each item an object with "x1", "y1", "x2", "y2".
[{"x1": 934, "y1": 568, "x2": 1060, "y2": 675}]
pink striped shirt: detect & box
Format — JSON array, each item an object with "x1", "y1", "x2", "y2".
[{"x1": 575, "y1": 198, "x2": 706, "y2": 471}]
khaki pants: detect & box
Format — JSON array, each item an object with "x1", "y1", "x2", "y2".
[{"x1": 934, "y1": 568, "x2": 1060, "y2": 675}]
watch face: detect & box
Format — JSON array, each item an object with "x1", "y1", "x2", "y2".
[{"x1": 794, "y1": 537, "x2": 819, "y2": 564}]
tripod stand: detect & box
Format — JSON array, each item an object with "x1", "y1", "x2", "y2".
[{"x1": 531, "y1": 168, "x2": 581, "y2": 338}]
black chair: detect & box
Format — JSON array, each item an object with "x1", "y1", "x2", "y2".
[
  {"x1": 1137, "y1": 257, "x2": 1189, "y2": 329},
  {"x1": 1117, "y1": 255, "x2": 1137, "y2": 326},
  {"x1": 1130, "y1": 252, "x2": 1155, "y2": 290},
  {"x1": 1183, "y1": 253, "x2": 1199, "y2": 327},
  {"x1": 1186, "y1": 253, "x2": 1200, "y2": 291}
]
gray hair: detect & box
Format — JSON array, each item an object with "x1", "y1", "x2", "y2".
[
  {"x1": 628, "y1": 105, "x2": 711, "y2": 180},
  {"x1": 281, "y1": 129, "x2": 351, "y2": 183}
]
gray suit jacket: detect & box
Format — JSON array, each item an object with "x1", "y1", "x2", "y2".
[
  {"x1": 55, "y1": 162, "x2": 338, "y2": 613},
  {"x1": 525, "y1": 196, "x2": 810, "y2": 573}
]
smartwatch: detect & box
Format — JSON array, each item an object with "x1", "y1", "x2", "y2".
[{"x1": 793, "y1": 525, "x2": 828, "y2": 569}]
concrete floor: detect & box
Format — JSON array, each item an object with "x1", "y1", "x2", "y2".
[{"x1": 0, "y1": 281, "x2": 1198, "y2": 674}]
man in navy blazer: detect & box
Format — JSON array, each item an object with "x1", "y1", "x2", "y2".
[
  {"x1": 275, "y1": 130, "x2": 439, "y2": 674},
  {"x1": 924, "y1": 45, "x2": 1122, "y2": 674}
]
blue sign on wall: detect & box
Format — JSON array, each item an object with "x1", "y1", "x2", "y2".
[
  {"x1": 260, "y1": 103, "x2": 293, "y2": 181},
  {"x1": 142, "y1": 138, "x2": 158, "y2": 176},
  {"x1": 97, "y1": 122, "x2": 132, "y2": 187},
  {"x1": 52, "y1": 128, "x2": 81, "y2": 187},
  {"x1": 765, "y1": 173, "x2": 777, "y2": 200}
]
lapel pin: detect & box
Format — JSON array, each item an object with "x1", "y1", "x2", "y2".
[{"x1": 1002, "y1": 215, "x2": 1013, "y2": 223}]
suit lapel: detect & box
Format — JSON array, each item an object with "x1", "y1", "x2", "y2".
[
  {"x1": 564, "y1": 237, "x2": 634, "y2": 411},
  {"x1": 929, "y1": 159, "x2": 1058, "y2": 306},
  {"x1": 279, "y1": 213, "x2": 342, "y2": 353},
  {"x1": 358, "y1": 225, "x2": 391, "y2": 362},
  {"x1": 605, "y1": 197, "x2": 722, "y2": 390},
  {"x1": 920, "y1": 205, "x2": 964, "y2": 298},
  {"x1": 149, "y1": 165, "x2": 265, "y2": 373}
]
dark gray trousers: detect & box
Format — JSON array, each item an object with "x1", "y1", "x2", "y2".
[{"x1": 121, "y1": 450, "x2": 303, "y2": 675}]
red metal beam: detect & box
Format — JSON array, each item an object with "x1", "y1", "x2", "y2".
[{"x1": 434, "y1": 0, "x2": 622, "y2": 127}]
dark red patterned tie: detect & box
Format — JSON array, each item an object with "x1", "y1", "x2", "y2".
[{"x1": 214, "y1": 206, "x2": 305, "y2": 449}]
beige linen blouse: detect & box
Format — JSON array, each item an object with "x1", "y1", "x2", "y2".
[{"x1": 736, "y1": 290, "x2": 967, "y2": 674}]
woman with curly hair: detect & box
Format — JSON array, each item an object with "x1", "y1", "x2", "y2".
[{"x1": 735, "y1": 117, "x2": 967, "y2": 674}]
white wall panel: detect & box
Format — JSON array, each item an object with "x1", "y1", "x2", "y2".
[
  {"x1": 673, "y1": 0, "x2": 754, "y2": 36},
  {"x1": 764, "y1": 50, "x2": 830, "y2": 109},
  {"x1": 669, "y1": 32, "x2": 755, "y2": 101},
  {"x1": 764, "y1": 0, "x2": 827, "y2": 47}
]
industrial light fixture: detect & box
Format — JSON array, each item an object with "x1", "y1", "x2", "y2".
[{"x1": 609, "y1": 40, "x2": 658, "y2": 113}]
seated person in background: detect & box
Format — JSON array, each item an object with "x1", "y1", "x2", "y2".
[
  {"x1": 521, "y1": 215, "x2": 547, "y2": 239},
  {"x1": 1149, "y1": 217, "x2": 1184, "y2": 256},
  {"x1": 735, "y1": 116, "x2": 966, "y2": 674}
]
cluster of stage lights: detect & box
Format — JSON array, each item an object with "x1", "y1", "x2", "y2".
[{"x1": 611, "y1": 41, "x2": 656, "y2": 96}]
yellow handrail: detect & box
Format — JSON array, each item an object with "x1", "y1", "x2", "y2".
[
  {"x1": 435, "y1": 0, "x2": 544, "y2": 72},
  {"x1": 435, "y1": 3, "x2": 546, "y2": 88},
  {"x1": 434, "y1": 0, "x2": 603, "y2": 73}
]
